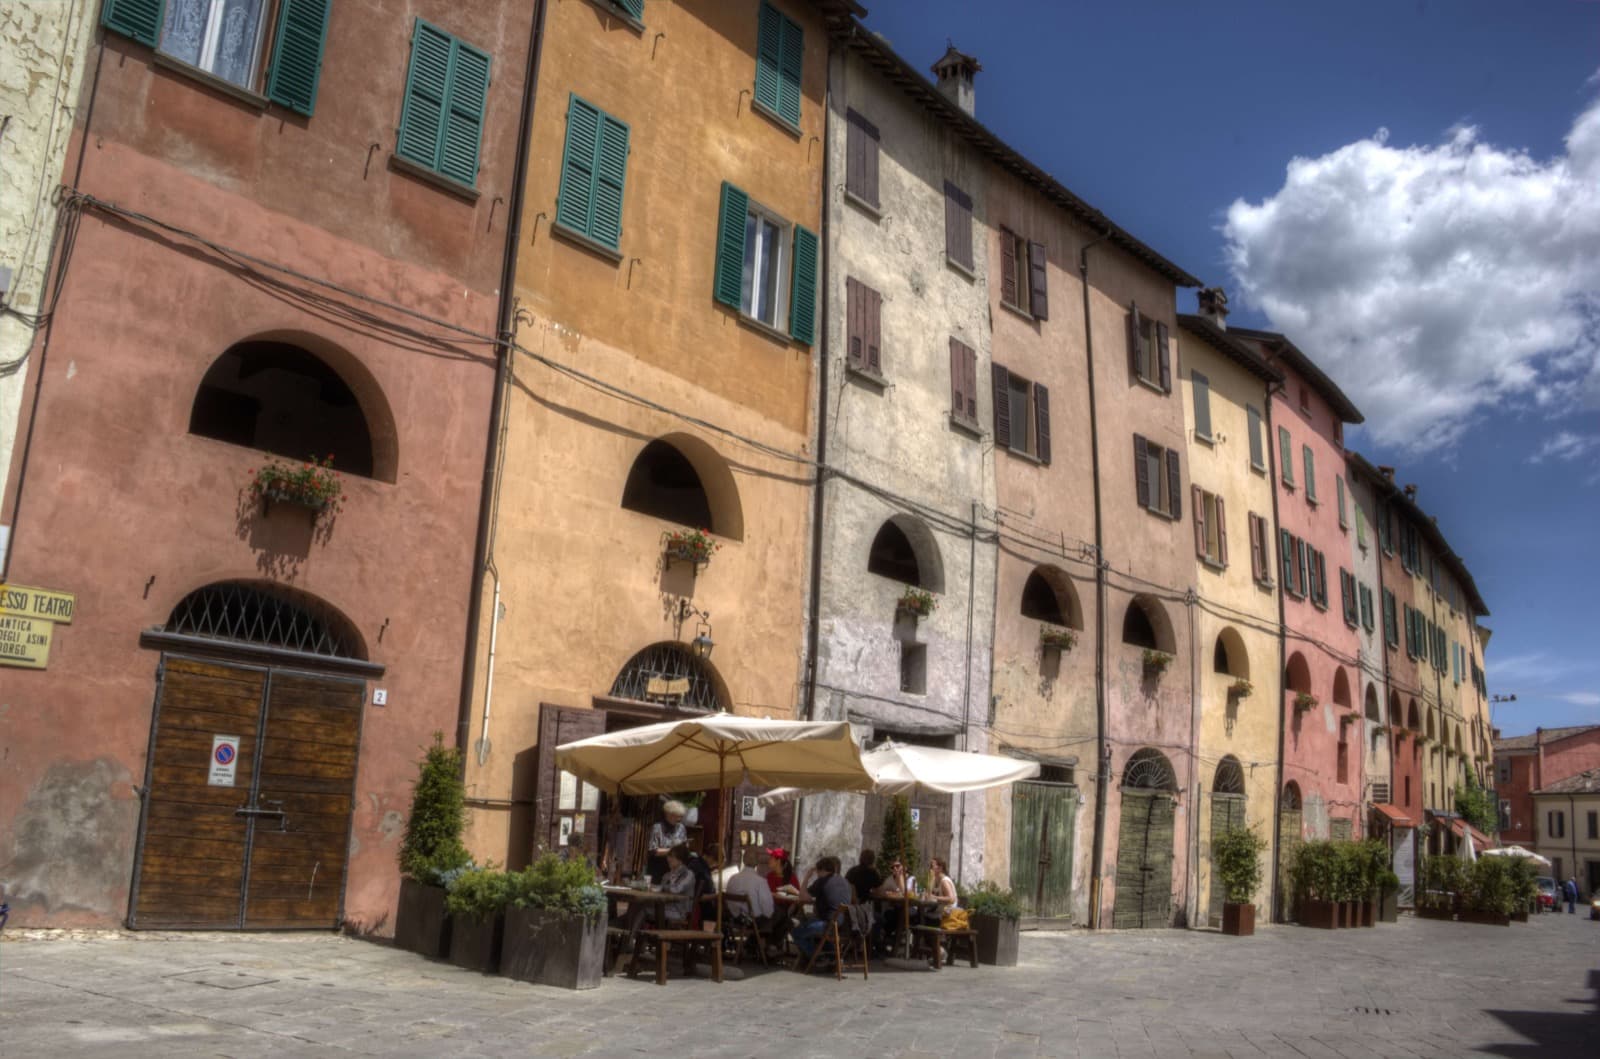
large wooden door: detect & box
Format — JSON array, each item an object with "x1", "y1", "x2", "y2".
[
  {"x1": 131, "y1": 657, "x2": 363, "y2": 930},
  {"x1": 1277, "y1": 808, "x2": 1303, "y2": 922},
  {"x1": 1009, "y1": 782, "x2": 1077, "y2": 920},
  {"x1": 1112, "y1": 791, "x2": 1175, "y2": 929},
  {"x1": 1206, "y1": 794, "x2": 1247, "y2": 928}
]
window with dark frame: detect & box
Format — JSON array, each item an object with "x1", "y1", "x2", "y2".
[
  {"x1": 899, "y1": 642, "x2": 927, "y2": 695},
  {"x1": 949, "y1": 337, "x2": 978, "y2": 428},
  {"x1": 1134, "y1": 434, "x2": 1181, "y2": 519},
  {"x1": 998, "y1": 228, "x2": 1048, "y2": 320},
  {"x1": 845, "y1": 276, "x2": 883, "y2": 377},
  {"x1": 844, "y1": 108, "x2": 881, "y2": 211},
  {"x1": 944, "y1": 181, "x2": 973, "y2": 271},
  {"x1": 1193, "y1": 487, "x2": 1226, "y2": 567},
  {"x1": 992, "y1": 363, "x2": 1050, "y2": 462},
  {"x1": 1127, "y1": 304, "x2": 1170, "y2": 392},
  {"x1": 1247, "y1": 511, "x2": 1272, "y2": 585}
]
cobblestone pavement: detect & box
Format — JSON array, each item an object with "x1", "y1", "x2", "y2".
[{"x1": 2, "y1": 913, "x2": 1596, "y2": 1058}]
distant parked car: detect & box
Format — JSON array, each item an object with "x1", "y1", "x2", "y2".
[{"x1": 1536, "y1": 876, "x2": 1558, "y2": 911}]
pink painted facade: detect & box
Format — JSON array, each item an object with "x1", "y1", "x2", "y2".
[{"x1": 0, "y1": 4, "x2": 530, "y2": 931}]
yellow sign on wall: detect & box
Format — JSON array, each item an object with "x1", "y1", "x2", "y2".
[
  {"x1": 0, "y1": 614, "x2": 53, "y2": 669},
  {"x1": 0, "y1": 583, "x2": 76, "y2": 624}
]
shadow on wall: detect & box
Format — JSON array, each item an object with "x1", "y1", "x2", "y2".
[
  {"x1": 1483, "y1": 967, "x2": 1600, "y2": 1057},
  {"x1": 0, "y1": 758, "x2": 140, "y2": 923}
]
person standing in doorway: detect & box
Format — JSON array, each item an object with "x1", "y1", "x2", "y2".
[{"x1": 1564, "y1": 877, "x2": 1579, "y2": 914}]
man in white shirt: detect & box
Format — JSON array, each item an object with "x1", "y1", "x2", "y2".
[{"x1": 724, "y1": 846, "x2": 775, "y2": 921}]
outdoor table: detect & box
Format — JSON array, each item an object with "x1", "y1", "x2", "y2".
[
  {"x1": 603, "y1": 885, "x2": 687, "y2": 976},
  {"x1": 877, "y1": 892, "x2": 948, "y2": 959}
]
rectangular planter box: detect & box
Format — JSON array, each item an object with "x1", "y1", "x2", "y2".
[
  {"x1": 1378, "y1": 890, "x2": 1399, "y2": 923},
  {"x1": 448, "y1": 912, "x2": 503, "y2": 973},
  {"x1": 972, "y1": 913, "x2": 1020, "y2": 965},
  {"x1": 1298, "y1": 899, "x2": 1337, "y2": 929},
  {"x1": 1221, "y1": 902, "x2": 1255, "y2": 937},
  {"x1": 1359, "y1": 899, "x2": 1375, "y2": 927},
  {"x1": 1459, "y1": 909, "x2": 1511, "y2": 926},
  {"x1": 500, "y1": 906, "x2": 607, "y2": 991},
  {"x1": 394, "y1": 879, "x2": 452, "y2": 958},
  {"x1": 1416, "y1": 904, "x2": 1454, "y2": 920}
]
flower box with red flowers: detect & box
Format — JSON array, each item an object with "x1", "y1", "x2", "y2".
[
  {"x1": 250, "y1": 456, "x2": 346, "y2": 518},
  {"x1": 663, "y1": 528, "x2": 719, "y2": 566}
]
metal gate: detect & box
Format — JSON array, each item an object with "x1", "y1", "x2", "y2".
[
  {"x1": 128, "y1": 656, "x2": 364, "y2": 929},
  {"x1": 1112, "y1": 791, "x2": 1176, "y2": 929},
  {"x1": 1009, "y1": 781, "x2": 1077, "y2": 920},
  {"x1": 1207, "y1": 794, "x2": 1247, "y2": 927}
]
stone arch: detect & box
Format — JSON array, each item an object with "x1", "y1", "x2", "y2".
[
  {"x1": 1425, "y1": 709, "x2": 1437, "y2": 743},
  {"x1": 1388, "y1": 688, "x2": 1403, "y2": 727},
  {"x1": 1282, "y1": 780, "x2": 1303, "y2": 810},
  {"x1": 1120, "y1": 594, "x2": 1174, "y2": 653},
  {"x1": 1020, "y1": 565, "x2": 1083, "y2": 630},
  {"x1": 1407, "y1": 698, "x2": 1421, "y2": 732},
  {"x1": 1121, "y1": 748, "x2": 1178, "y2": 792},
  {"x1": 163, "y1": 579, "x2": 367, "y2": 660},
  {"x1": 1213, "y1": 755, "x2": 1245, "y2": 794},
  {"x1": 1332, "y1": 668, "x2": 1352, "y2": 709},
  {"x1": 189, "y1": 331, "x2": 399, "y2": 483},
  {"x1": 866, "y1": 514, "x2": 945, "y2": 592},
  {"x1": 621, "y1": 433, "x2": 745, "y2": 540},
  {"x1": 608, "y1": 641, "x2": 731, "y2": 712},
  {"x1": 1213, "y1": 626, "x2": 1249, "y2": 679},
  {"x1": 1285, "y1": 651, "x2": 1311, "y2": 695}
]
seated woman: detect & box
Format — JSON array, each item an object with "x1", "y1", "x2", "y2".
[
  {"x1": 653, "y1": 844, "x2": 698, "y2": 929},
  {"x1": 921, "y1": 857, "x2": 959, "y2": 926},
  {"x1": 870, "y1": 857, "x2": 920, "y2": 955}
]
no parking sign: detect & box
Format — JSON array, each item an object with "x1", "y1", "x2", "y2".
[{"x1": 209, "y1": 735, "x2": 241, "y2": 787}]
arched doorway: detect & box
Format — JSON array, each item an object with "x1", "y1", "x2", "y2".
[
  {"x1": 1113, "y1": 749, "x2": 1178, "y2": 929},
  {"x1": 1207, "y1": 756, "x2": 1247, "y2": 928},
  {"x1": 131, "y1": 582, "x2": 378, "y2": 930},
  {"x1": 1277, "y1": 781, "x2": 1304, "y2": 922}
]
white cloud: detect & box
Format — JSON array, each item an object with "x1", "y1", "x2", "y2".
[
  {"x1": 1555, "y1": 691, "x2": 1600, "y2": 707},
  {"x1": 1223, "y1": 90, "x2": 1600, "y2": 453}
]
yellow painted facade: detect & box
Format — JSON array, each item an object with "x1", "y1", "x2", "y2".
[
  {"x1": 1177, "y1": 321, "x2": 1282, "y2": 926},
  {"x1": 461, "y1": 0, "x2": 829, "y2": 865}
]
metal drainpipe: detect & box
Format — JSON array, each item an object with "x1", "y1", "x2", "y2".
[
  {"x1": 456, "y1": 0, "x2": 549, "y2": 756},
  {"x1": 1263, "y1": 378, "x2": 1289, "y2": 922},
  {"x1": 1186, "y1": 589, "x2": 1201, "y2": 928},
  {"x1": 1078, "y1": 230, "x2": 1111, "y2": 929},
  {"x1": 795, "y1": 33, "x2": 838, "y2": 863},
  {"x1": 956, "y1": 498, "x2": 978, "y2": 884}
]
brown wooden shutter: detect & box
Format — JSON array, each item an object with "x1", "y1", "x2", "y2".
[
  {"x1": 1033, "y1": 382, "x2": 1051, "y2": 463},
  {"x1": 1157, "y1": 321, "x2": 1171, "y2": 391},
  {"x1": 1128, "y1": 303, "x2": 1143, "y2": 378},
  {"x1": 1166, "y1": 448, "x2": 1181, "y2": 519},
  {"x1": 1192, "y1": 486, "x2": 1206, "y2": 557},
  {"x1": 845, "y1": 109, "x2": 880, "y2": 208},
  {"x1": 1027, "y1": 240, "x2": 1049, "y2": 320},
  {"x1": 1216, "y1": 495, "x2": 1228, "y2": 566},
  {"x1": 866, "y1": 284, "x2": 882, "y2": 373},
  {"x1": 846, "y1": 277, "x2": 864, "y2": 369},
  {"x1": 1134, "y1": 434, "x2": 1149, "y2": 509},
  {"x1": 1000, "y1": 228, "x2": 1019, "y2": 306},
  {"x1": 944, "y1": 180, "x2": 973, "y2": 269},
  {"x1": 992, "y1": 362, "x2": 1011, "y2": 448},
  {"x1": 962, "y1": 342, "x2": 977, "y2": 421},
  {"x1": 1248, "y1": 513, "x2": 1264, "y2": 582},
  {"x1": 949, "y1": 337, "x2": 966, "y2": 418}
]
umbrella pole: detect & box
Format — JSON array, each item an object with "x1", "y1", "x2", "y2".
[{"x1": 716, "y1": 751, "x2": 726, "y2": 936}]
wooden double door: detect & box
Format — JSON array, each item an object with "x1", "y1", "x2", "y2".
[
  {"x1": 1112, "y1": 790, "x2": 1176, "y2": 929},
  {"x1": 130, "y1": 657, "x2": 364, "y2": 929},
  {"x1": 1009, "y1": 781, "x2": 1077, "y2": 920}
]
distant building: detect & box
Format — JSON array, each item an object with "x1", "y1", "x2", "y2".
[{"x1": 1530, "y1": 765, "x2": 1600, "y2": 898}]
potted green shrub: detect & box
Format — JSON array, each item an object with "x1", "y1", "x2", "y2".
[
  {"x1": 395, "y1": 734, "x2": 470, "y2": 957},
  {"x1": 896, "y1": 587, "x2": 937, "y2": 619},
  {"x1": 963, "y1": 880, "x2": 1023, "y2": 965},
  {"x1": 499, "y1": 854, "x2": 609, "y2": 990},
  {"x1": 1508, "y1": 859, "x2": 1537, "y2": 922},
  {"x1": 1213, "y1": 825, "x2": 1267, "y2": 936},
  {"x1": 1376, "y1": 867, "x2": 1401, "y2": 923},
  {"x1": 1418, "y1": 855, "x2": 1463, "y2": 920},
  {"x1": 1462, "y1": 856, "x2": 1514, "y2": 926},
  {"x1": 1142, "y1": 649, "x2": 1173, "y2": 677},
  {"x1": 1357, "y1": 840, "x2": 1390, "y2": 926},
  {"x1": 445, "y1": 866, "x2": 511, "y2": 972},
  {"x1": 1292, "y1": 841, "x2": 1339, "y2": 929}
]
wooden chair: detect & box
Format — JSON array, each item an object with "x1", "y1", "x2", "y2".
[
  {"x1": 910, "y1": 922, "x2": 979, "y2": 970},
  {"x1": 801, "y1": 904, "x2": 870, "y2": 981},
  {"x1": 630, "y1": 928, "x2": 724, "y2": 985},
  {"x1": 719, "y1": 893, "x2": 768, "y2": 967}
]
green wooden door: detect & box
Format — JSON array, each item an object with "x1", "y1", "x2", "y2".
[
  {"x1": 1009, "y1": 782, "x2": 1077, "y2": 920},
  {"x1": 1112, "y1": 791, "x2": 1175, "y2": 929},
  {"x1": 1277, "y1": 809, "x2": 1303, "y2": 922},
  {"x1": 1206, "y1": 794, "x2": 1247, "y2": 927}
]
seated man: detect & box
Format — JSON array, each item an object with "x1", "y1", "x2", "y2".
[
  {"x1": 790, "y1": 855, "x2": 852, "y2": 966},
  {"x1": 724, "y1": 846, "x2": 776, "y2": 923},
  {"x1": 844, "y1": 850, "x2": 882, "y2": 903}
]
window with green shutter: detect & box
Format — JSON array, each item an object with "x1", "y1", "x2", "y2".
[
  {"x1": 554, "y1": 95, "x2": 631, "y2": 252},
  {"x1": 1279, "y1": 426, "x2": 1294, "y2": 487},
  {"x1": 1303, "y1": 445, "x2": 1317, "y2": 502},
  {"x1": 1191, "y1": 370, "x2": 1212, "y2": 440},
  {"x1": 753, "y1": 3, "x2": 804, "y2": 128},
  {"x1": 712, "y1": 181, "x2": 815, "y2": 346},
  {"x1": 1247, "y1": 405, "x2": 1265, "y2": 470},
  {"x1": 396, "y1": 19, "x2": 492, "y2": 190},
  {"x1": 104, "y1": 0, "x2": 332, "y2": 116},
  {"x1": 1336, "y1": 474, "x2": 1347, "y2": 528}
]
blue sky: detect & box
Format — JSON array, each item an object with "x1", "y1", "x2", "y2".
[{"x1": 862, "y1": 0, "x2": 1600, "y2": 736}]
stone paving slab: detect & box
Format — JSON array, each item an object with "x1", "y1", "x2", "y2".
[{"x1": 1, "y1": 914, "x2": 1596, "y2": 1057}]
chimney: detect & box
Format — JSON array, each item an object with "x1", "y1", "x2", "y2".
[
  {"x1": 1196, "y1": 287, "x2": 1230, "y2": 329},
  {"x1": 1378, "y1": 465, "x2": 1396, "y2": 483},
  {"x1": 931, "y1": 43, "x2": 981, "y2": 116},
  {"x1": 1403, "y1": 484, "x2": 1417, "y2": 500}
]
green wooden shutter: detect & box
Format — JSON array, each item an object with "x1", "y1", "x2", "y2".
[
  {"x1": 754, "y1": 4, "x2": 782, "y2": 115},
  {"x1": 397, "y1": 20, "x2": 453, "y2": 172},
  {"x1": 103, "y1": 0, "x2": 165, "y2": 47},
  {"x1": 556, "y1": 96, "x2": 600, "y2": 234},
  {"x1": 777, "y1": 9, "x2": 803, "y2": 126},
  {"x1": 789, "y1": 224, "x2": 818, "y2": 344},
  {"x1": 618, "y1": 0, "x2": 645, "y2": 19},
  {"x1": 440, "y1": 41, "x2": 490, "y2": 187},
  {"x1": 1336, "y1": 475, "x2": 1347, "y2": 527},
  {"x1": 714, "y1": 182, "x2": 750, "y2": 309},
  {"x1": 1247, "y1": 406, "x2": 1264, "y2": 468},
  {"x1": 1303, "y1": 445, "x2": 1316, "y2": 501},
  {"x1": 265, "y1": 0, "x2": 332, "y2": 117},
  {"x1": 1280, "y1": 530, "x2": 1294, "y2": 591},
  {"x1": 1279, "y1": 426, "x2": 1294, "y2": 485},
  {"x1": 590, "y1": 113, "x2": 630, "y2": 248},
  {"x1": 1192, "y1": 371, "x2": 1212, "y2": 439}
]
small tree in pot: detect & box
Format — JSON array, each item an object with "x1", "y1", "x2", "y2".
[
  {"x1": 1291, "y1": 841, "x2": 1340, "y2": 929},
  {"x1": 444, "y1": 866, "x2": 511, "y2": 973},
  {"x1": 500, "y1": 854, "x2": 609, "y2": 990},
  {"x1": 395, "y1": 734, "x2": 470, "y2": 957},
  {"x1": 1508, "y1": 858, "x2": 1538, "y2": 922},
  {"x1": 961, "y1": 880, "x2": 1023, "y2": 965},
  {"x1": 1213, "y1": 826, "x2": 1267, "y2": 936}
]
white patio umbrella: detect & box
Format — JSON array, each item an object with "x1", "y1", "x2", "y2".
[
  {"x1": 554, "y1": 713, "x2": 876, "y2": 933},
  {"x1": 1457, "y1": 824, "x2": 1478, "y2": 864},
  {"x1": 756, "y1": 741, "x2": 1042, "y2": 806},
  {"x1": 1481, "y1": 845, "x2": 1552, "y2": 868}
]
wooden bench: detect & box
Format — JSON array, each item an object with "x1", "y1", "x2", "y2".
[
  {"x1": 910, "y1": 925, "x2": 978, "y2": 970},
  {"x1": 630, "y1": 928, "x2": 724, "y2": 985}
]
